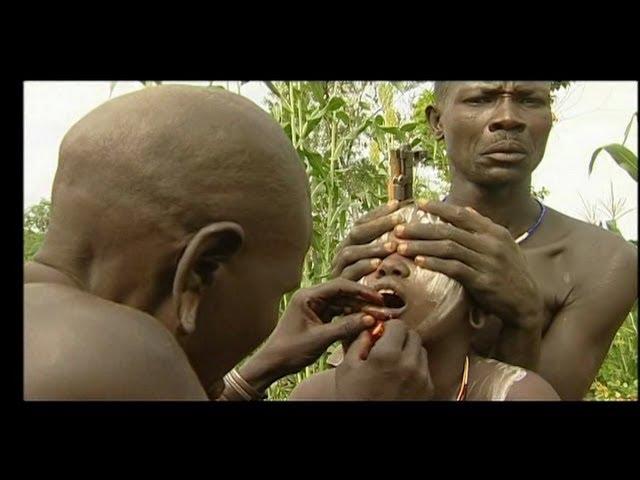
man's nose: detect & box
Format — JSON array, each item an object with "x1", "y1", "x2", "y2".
[{"x1": 488, "y1": 98, "x2": 526, "y2": 133}]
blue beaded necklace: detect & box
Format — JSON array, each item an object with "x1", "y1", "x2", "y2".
[{"x1": 442, "y1": 196, "x2": 547, "y2": 245}]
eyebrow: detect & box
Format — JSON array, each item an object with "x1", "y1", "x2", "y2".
[{"x1": 459, "y1": 82, "x2": 549, "y2": 95}]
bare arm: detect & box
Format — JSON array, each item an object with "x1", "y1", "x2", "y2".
[{"x1": 538, "y1": 243, "x2": 637, "y2": 400}]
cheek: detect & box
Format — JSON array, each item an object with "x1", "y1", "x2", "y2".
[
  {"x1": 531, "y1": 116, "x2": 553, "y2": 148},
  {"x1": 403, "y1": 299, "x2": 438, "y2": 330},
  {"x1": 444, "y1": 116, "x2": 482, "y2": 157},
  {"x1": 406, "y1": 271, "x2": 466, "y2": 324}
]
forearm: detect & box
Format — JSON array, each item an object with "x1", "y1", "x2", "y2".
[{"x1": 537, "y1": 344, "x2": 606, "y2": 400}]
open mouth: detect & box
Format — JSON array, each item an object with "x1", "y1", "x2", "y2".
[
  {"x1": 361, "y1": 281, "x2": 409, "y2": 319},
  {"x1": 378, "y1": 288, "x2": 406, "y2": 309}
]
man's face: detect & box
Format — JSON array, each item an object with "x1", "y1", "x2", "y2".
[
  {"x1": 434, "y1": 81, "x2": 553, "y2": 186},
  {"x1": 359, "y1": 205, "x2": 469, "y2": 344}
]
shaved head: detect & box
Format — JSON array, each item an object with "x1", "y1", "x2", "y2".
[
  {"x1": 433, "y1": 81, "x2": 452, "y2": 106},
  {"x1": 27, "y1": 85, "x2": 315, "y2": 392},
  {"x1": 51, "y1": 85, "x2": 310, "y2": 254}
]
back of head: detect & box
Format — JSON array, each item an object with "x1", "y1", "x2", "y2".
[{"x1": 46, "y1": 85, "x2": 310, "y2": 268}]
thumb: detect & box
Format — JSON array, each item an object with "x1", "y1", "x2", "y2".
[
  {"x1": 344, "y1": 329, "x2": 374, "y2": 362},
  {"x1": 318, "y1": 312, "x2": 376, "y2": 347}
]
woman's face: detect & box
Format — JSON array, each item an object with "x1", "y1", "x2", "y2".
[{"x1": 359, "y1": 205, "x2": 469, "y2": 343}]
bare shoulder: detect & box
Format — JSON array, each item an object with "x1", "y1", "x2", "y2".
[
  {"x1": 24, "y1": 283, "x2": 206, "y2": 400},
  {"x1": 288, "y1": 369, "x2": 336, "y2": 400},
  {"x1": 547, "y1": 208, "x2": 637, "y2": 294},
  {"x1": 551, "y1": 208, "x2": 636, "y2": 269},
  {"x1": 505, "y1": 370, "x2": 560, "y2": 401}
]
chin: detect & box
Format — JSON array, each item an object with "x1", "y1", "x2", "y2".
[{"x1": 472, "y1": 168, "x2": 530, "y2": 187}]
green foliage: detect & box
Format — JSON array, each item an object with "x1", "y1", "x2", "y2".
[
  {"x1": 587, "y1": 303, "x2": 637, "y2": 400},
  {"x1": 23, "y1": 199, "x2": 50, "y2": 261},
  {"x1": 589, "y1": 113, "x2": 638, "y2": 182},
  {"x1": 583, "y1": 117, "x2": 638, "y2": 400},
  {"x1": 263, "y1": 82, "x2": 411, "y2": 399}
]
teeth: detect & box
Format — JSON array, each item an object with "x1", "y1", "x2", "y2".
[{"x1": 378, "y1": 288, "x2": 396, "y2": 295}]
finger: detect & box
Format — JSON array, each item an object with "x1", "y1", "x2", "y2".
[
  {"x1": 354, "y1": 199, "x2": 401, "y2": 226},
  {"x1": 332, "y1": 242, "x2": 397, "y2": 278},
  {"x1": 417, "y1": 200, "x2": 495, "y2": 233},
  {"x1": 339, "y1": 258, "x2": 381, "y2": 281},
  {"x1": 369, "y1": 319, "x2": 408, "y2": 355},
  {"x1": 311, "y1": 277, "x2": 385, "y2": 307},
  {"x1": 413, "y1": 256, "x2": 478, "y2": 285},
  {"x1": 396, "y1": 239, "x2": 484, "y2": 270},
  {"x1": 393, "y1": 222, "x2": 486, "y2": 253},
  {"x1": 319, "y1": 312, "x2": 377, "y2": 347},
  {"x1": 342, "y1": 212, "x2": 405, "y2": 248},
  {"x1": 325, "y1": 296, "x2": 392, "y2": 321},
  {"x1": 344, "y1": 329, "x2": 373, "y2": 363}
]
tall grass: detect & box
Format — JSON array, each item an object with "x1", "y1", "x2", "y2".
[{"x1": 587, "y1": 304, "x2": 638, "y2": 400}]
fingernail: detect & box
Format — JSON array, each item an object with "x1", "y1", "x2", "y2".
[
  {"x1": 397, "y1": 243, "x2": 407, "y2": 254},
  {"x1": 362, "y1": 315, "x2": 375, "y2": 326},
  {"x1": 465, "y1": 206, "x2": 477, "y2": 213},
  {"x1": 418, "y1": 198, "x2": 429, "y2": 209},
  {"x1": 395, "y1": 224, "x2": 405, "y2": 235},
  {"x1": 387, "y1": 199, "x2": 399, "y2": 208},
  {"x1": 370, "y1": 258, "x2": 382, "y2": 268},
  {"x1": 415, "y1": 255, "x2": 427, "y2": 265},
  {"x1": 384, "y1": 242, "x2": 397, "y2": 252},
  {"x1": 392, "y1": 214, "x2": 403, "y2": 224}
]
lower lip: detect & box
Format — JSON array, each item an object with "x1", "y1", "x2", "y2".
[
  {"x1": 371, "y1": 305, "x2": 407, "y2": 318},
  {"x1": 482, "y1": 152, "x2": 527, "y2": 162}
]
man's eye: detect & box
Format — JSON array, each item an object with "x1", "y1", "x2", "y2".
[
  {"x1": 521, "y1": 97, "x2": 545, "y2": 106},
  {"x1": 465, "y1": 96, "x2": 493, "y2": 105}
]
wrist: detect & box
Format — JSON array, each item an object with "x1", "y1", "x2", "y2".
[{"x1": 237, "y1": 348, "x2": 285, "y2": 394}]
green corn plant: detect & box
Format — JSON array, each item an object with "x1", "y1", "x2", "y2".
[
  {"x1": 584, "y1": 114, "x2": 638, "y2": 400},
  {"x1": 589, "y1": 112, "x2": 638, "y2": 182}
]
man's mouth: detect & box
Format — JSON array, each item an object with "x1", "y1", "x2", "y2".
[
  {"x1": 378, "y1": 288, "x2": 406, "y2": 309},
  {"x1": 365, "y1": 285, "x2": 408, "y2": 318},
  {"x1": 481, "y1": 141, "x2": 527, "y2": 162}
]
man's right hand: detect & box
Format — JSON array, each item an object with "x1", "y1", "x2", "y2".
[
  {"x1": 227, "y1": 278, "x2": 387, "y2": 399},
  {"x1": 334, "y1": 319, "x2": 434, "y2": 400}
]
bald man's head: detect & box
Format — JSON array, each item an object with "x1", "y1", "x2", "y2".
[
  {"x1": 36, "y1": 85, "x2": 313, "y2": 381},
  {"x1": 51, "y1": 85, "x2": 311, "y2": 255}
]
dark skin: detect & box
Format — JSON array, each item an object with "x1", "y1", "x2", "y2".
[
  {"x1": 25, "y1": 85, "x2": 430, "y2": 401},
  {"x1": 291, "y1": 239, "x2": 559, "y2": 401},
  {"x1": 331, "y1": 81, "x2": 638, "y2": 400}
]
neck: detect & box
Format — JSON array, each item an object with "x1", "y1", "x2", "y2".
[
  {"x1": 31, "y1": 224, "x2": 177, "y2": 327},
  {"x1": 424, "y1": 328, "x2": 471, "y2": 400},
  {"x1": 447, "y1": 175, "x2": 540, "y2": 238}
]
